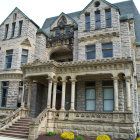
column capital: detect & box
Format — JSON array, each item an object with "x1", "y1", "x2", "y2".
[
  {"x1": 70, "y1": 78, "x2": 77, "y2": 83},
  {"x1": 112, "y1": 77, "x2": 119, "y2": 81},
  {"x1": 125, "y1": 76, "x2": 131, "y2": 82},
  {"x1": 61, "y1": 80, "x2": 67, "y2": 83},
  {"x1": 53, "y1": 80, "x2": 58, "y2": 84}
]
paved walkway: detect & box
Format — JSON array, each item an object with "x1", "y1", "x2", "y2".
[{"x1": 0, "y1": 136, "x2": 27, "y2": 140}]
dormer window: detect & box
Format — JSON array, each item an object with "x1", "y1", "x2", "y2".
[
  {"x1": 55, "y1": 29, "x2": 60, "y2": 36},
  {"x1": 85, "y1": 13, "x2": 90, "y2": 30},
  {"x1": 65, "y1": 27, "x2": 71, "y2": 34},
  {"x1": 58, "y1": 17, "x2": 67, "y2": 28},
  {"x1": 105, "y1": 9, "x2": 111, "y2": 27},
  {"x1": 95, "y1": 11, "x2": 101, "y2": 29}
]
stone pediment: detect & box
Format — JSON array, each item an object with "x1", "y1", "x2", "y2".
[{"x1": 21, "y1": 38, "x2": 31, "y2": 46}]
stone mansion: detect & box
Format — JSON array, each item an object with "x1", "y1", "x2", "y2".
[{"x1": 0, "y1": 0, "x2": 140, "y2": 139}]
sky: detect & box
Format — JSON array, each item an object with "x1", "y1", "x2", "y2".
[{"x1": 0, "y1": 0, "x2": 139, "y2": 28}]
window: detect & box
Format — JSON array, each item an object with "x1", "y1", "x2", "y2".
[
  {"x1": 18, "y1": 20, "x2": 23, "y2": 36},
  {"x1": 95, "y1": 11, "x2": 101, "y2": 29},
  {"x1": 11, "y1": 22, "x2": 16, "y2": 38},
  {"x1": 21, "y1": 49, "x2": 28, "y2": 66},
  {"x1": 103, "y1": 80, "x2": 114, "y2": 111},
  {"x1": 86, "y1": 45, "x2": 96, "y2": 60},
  {"x1": 13, "y1": 13, "x2": 17, "y2": 20},
  {"x1": 1, "y1": 81, "x2": 9, "y2": 107},
  {"x1": 85, "y1": 13, "x2": 90, "y2": 30},
  {"x1": 102, "y1": 43, "x2": 113, "y2": 58},
  {"x1": 65, "y1": 27, "x2": 71, "y2": 34},
  {"x1": 17, "y1": 81, "x2": 23, "y2": 107},
  {"x1": 55, "y1": 29, "x2": 60, "y2": 36},
  {"x1": 4, "y1": 24, "x2": 9, "y2": 39},
  {"x1": 105, "y1": 9, "x2": 111, "y2": 27},
  {"x1": 95, "y1": 1, "x2": 100, "y2": 7},
  {"x1": 85, "y1": 82, "x2": 96, "y2": 111},
  {"x1": 5, "y1": 50, "x2": 13, "y2": 69}
]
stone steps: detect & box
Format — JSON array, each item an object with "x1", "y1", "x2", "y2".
[{"x1": 0, "y1": 118, "x2": 32, "y2": 139}]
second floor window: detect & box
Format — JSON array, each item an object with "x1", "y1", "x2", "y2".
[
  {"x1": 86, "y1": 45, "x2": 96, "y2": 60},
  {"x1": 95, "y1": 11, "x2": 101, "y2": 29},
  {"x1": 4, "y1": 24, "x2": 9, "y2": 39},
  {"x1": 18, "y1": 20, "x2": 23, "y2": 36},
  {"x1": 105, "y1": 9, "x2": 111, "y2": 27},
  {"x1": 6, "y1": 50, "x2": 13, "y2": 69},
  {"x1": 11, "y1": 22, "x2": 16, "y2": 38},
  {"x1": 55, "y1": 29, "x2": 60, "y2": 36},
  {"x1": 85, "y1": 13, "x2": 90, "y2": 30},
  {"x1": 21, "y1": 49, "x2": 28, "y2": 66},
  {"x1": 102, "y1": 43, "x2": 113, "y2": 58}
]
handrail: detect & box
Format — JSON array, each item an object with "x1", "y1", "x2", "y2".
[{"x1": 0, "y1": 107, "x2": 28, "y2": 130}]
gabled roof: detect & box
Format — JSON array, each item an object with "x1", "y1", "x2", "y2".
[
  {"x1": 79, "y1": 0, "x2": 120, "y2": 16},
  {"x1": 49, "y1": 12, "x2": 77, "y2": 28},
  {"x1": 0, "y1": 7, "x2": 39, "y2": 29}
]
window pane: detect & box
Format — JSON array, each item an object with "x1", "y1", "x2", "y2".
[
  {"x1": 95, "y1": 21, "x2": 101, "y2": 29},
  {"x1": 6, "y1": 50, "x2": 13, "y2": 55},
  {"x1": 106, "y1": 10, "x2": 111, "y2": 19},
  {"x1": 102, "y1": 43, "x2": 112, "y2": 49},
  {"x1": 11, "y1": 22, "x2": 16, "y2": 37},
  {"x1": 102, "y1": 80, "x2": 113, "y2": 86},
  {"x1": 86, "y1": 46, "x2": 95, "y2": 51},
  {"x1": 6, "y1": 63, "x2": 12, "y2": 69},
  {"x1": 19, "y1": 81, "x2": 23, "y2": 86},
  {"x1": 104, "y1": 88, "x2": 113, "y2": 99},
  {"x1": 5, "y1": 24, "x2": 9, "y2": 39},
  {"x1": 22, "y1": 49, "x2": 28, "y2": 55},
  {"x1": 85, "y1": 23, "x2": 90, "y2": 30},
  {"x1": 6, "y1": 56, "x2": 12, "y2": 62},
  {"x1": 86, "y1": 100, "x2": 95, "y2": 110},
  {"x1": 104, "y1": 100, "x2": 113, "y2": 111},
  {"x1": 86, "y1": 81, "x2": 95, "y2": 87},
  {"x1": 55, "y1": 29, "x2": 60, "y2": 36},
  {"x1": 95, "y1": 12, "x2": 100, "y2": 21},
  {"x1": 21, "y1": 55, "x2": 28, "y2": 63},
  {"x1": 65, "y1": 27, "x2": 71, "y2": 34},
  {"x1": 85, "y1": 14, "x2": 90, "y2": 22},
  {"x1": 106, "y1": 19, "x2": 111, "y2": 27},
  {"x1": 18, "y1": 20, "x2": 23, "y2": 36},
  {"x1": 103, "y1": 50, "x2": 113, "y2": 58},
  {"x1": 2, "y1": 82, "x2": 9, "y2": 87},
  {"x1": 86, "y1": 89, "x2": 95, "y2": 99},
  {"x1": 87, "y1": 52, "x2": 95, "y2": 59}
]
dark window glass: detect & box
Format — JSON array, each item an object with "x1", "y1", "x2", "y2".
[
  {"x1": 95, "y1": 11, "x2": 101, "y2": 29},
  {"x1": 11, "y1": 22, "x2": 16, "y2": 38},
  {"x1": 1, "y1": 81, "x2": 9, "y2": 107},
  {"x1": 21, "y1": 49, "x2": 28, "y2": 66},
  {"x1": 6, "y1": 50, "x2": 13, "y2": 69},
  {"x1": 86, "y1": 45, "x2": 96, "y2": 60},
  {"x1": 55, "y1": 29, "x2": 60, "y2": 36},
  {"x1": 65, "y1": 27, "x2": 71, "y2": 34},
  {"x1": 18, "y1": 20, "x2": 23, "y2": 36},
  {"x1": 102, "y1": 43, "x2": 113, "y2": 58},
  {"x1": 85, "y1": 13, "x2": 90, "y2": 30},
  {"x1": 4, "y1": 24, "x2": 9, "y2": 39},
  {"x1": 105, "y1": 9, "x2": 111, "y2": 27},
  {"x1": 17, "y1": 81, "x2": 23, "y2": 107}
]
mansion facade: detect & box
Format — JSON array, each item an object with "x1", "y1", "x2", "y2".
[{"x1": 0, "y1": 0, "x2": 140, "y2": 140}]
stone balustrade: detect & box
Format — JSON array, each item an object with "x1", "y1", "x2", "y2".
[
  {"x1": 0, "y1": 107, "x2": 28, "y2": 130},
  {"x1": 52, "y1": 110, "x2": 133, "y2": 123},
  {"x1": 0, "y1": 108, "x2": 16, "y2": 119}
]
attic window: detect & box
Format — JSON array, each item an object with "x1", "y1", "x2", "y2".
[
  {"x1": 13, "y1": 13, "x2": 17, "y2": 20},
  {"x1": 58, "y1": 17, "x2": 67, "y2": 28},
  {"x1": 95, "y1": 1, "x2": 100, "y2": 7}
]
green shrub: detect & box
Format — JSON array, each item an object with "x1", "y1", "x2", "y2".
[
  {"x1": 76, "y1": 137, "x2": 85, "y2": 140},
  {"x1": 45, "y1": 132, "x2": 58, "y2": 136}
]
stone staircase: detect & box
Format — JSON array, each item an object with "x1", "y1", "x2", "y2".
[{"x1": 0, "y1": 118, "x2": 33, "y2": 139}]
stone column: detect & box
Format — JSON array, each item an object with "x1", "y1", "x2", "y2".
[
  {"x1": 61, "y1": 79, "x2": 67, "y2": 110},
  {"x1": 70, "y1": 79, "x2": 77, "y2": 111},
  {"x1": 52, "y1": 81, "x2": 57, "y2": 110},
  {"x1": 113, "y1": 77, "x2": 119, "y2": 111},
  {"x1": 47, "y1": 78, "x2": 53, "y2": 109},
  {"x1": 27, "y1": 81, "x2": 32, "y2": 110},
  {"x1": 125, "y1": 77, "x2": 132, "y2": 111}
]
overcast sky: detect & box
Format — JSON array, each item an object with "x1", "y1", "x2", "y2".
[{"x1": 0, "y1": 0, "x2": 139, "y2": 28}]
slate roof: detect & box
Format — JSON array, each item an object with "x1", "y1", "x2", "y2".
[{"x1": 42, "y1": 0, "x2": 140, "y2": 42}]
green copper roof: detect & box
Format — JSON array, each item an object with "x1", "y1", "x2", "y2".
[
  {"x1": 0, "y1": 7, "x2": 39, "y2": 28},
  {"x1": 36, "y1": 28, "x2": 50, "y2": 37},
  {"x1": 79, "y1": 0, "x2": 120, "y2": 16},
  {"x1": 136, "y1": 42, "x2": 140, "y2": 46}
]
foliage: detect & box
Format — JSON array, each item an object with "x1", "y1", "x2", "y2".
[
  {"x1": 61, "y1": 132, "x2": 74, "y2": 139},
  {"x1": 96, "y1": 135, "x2": 111, "y2": 140},
  {"x1": 45, "y1": 132, "x2": 58, "y2": 136},
  {"x1": 136, "y1": 138, "x2": 140, "y2": 140},
  {"x1": 76, "y1": 137, "x2": 85, "y2": 140}
]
